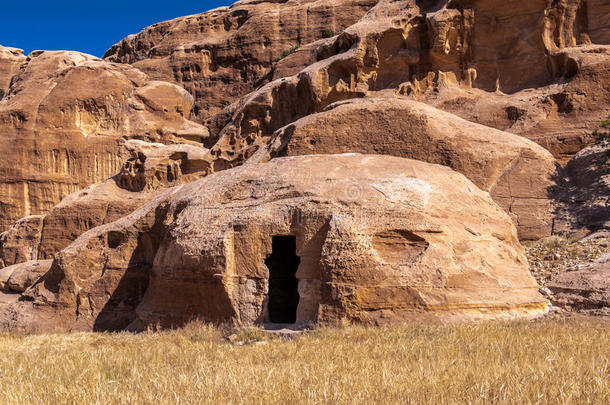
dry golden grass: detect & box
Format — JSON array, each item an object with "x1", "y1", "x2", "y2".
[{"x1": 0, "y1": 317, "x2": 608, "y2": 404}]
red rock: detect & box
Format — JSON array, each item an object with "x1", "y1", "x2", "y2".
[{"x1": 104, "y1": 0, "x2": 378, "y2": 122}]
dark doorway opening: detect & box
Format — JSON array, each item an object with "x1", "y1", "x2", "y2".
[{"x1": 265, "y1": 236, "x2": 300, "y2": 323}]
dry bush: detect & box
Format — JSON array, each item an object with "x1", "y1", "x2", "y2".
[{"x1": 0, "y1": 317, "x2": 608, "y2": 404}]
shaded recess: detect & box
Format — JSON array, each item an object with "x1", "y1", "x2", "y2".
[{"x1": 265, "y1": 236, "x2": 301, "y2": 323}]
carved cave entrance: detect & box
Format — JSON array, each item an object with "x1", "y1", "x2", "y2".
[{"x1": 265, "y1": 236, "x2": 301, "y2": 323}]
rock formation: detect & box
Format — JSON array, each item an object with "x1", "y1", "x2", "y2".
[
  {"x1": 0, "y1": 215, "x2": 43, "y2": 268},
  {"x1": 103, "y1": 0, "x2": 610, "y2": 160},
  {"x1": 253, "y1": 98, "x2": 559, "y2": 239},
  {"x1": 418, "y1": 45, "x2": 610, "y2": 162},
  {"x1": 0, "y1": 140, "x2": 211, "y2": 268},
  {"x1": 0, "y1": 155, "x2": 548, "y2": 332},
  {"x1": 0, "y1": 49, "x2": 209, "y2": 232},
  {"x1": 554, "y1": 143, "x2": 610, "y2": 236},
  {"x1": 104, "y1": 0, "x2": 378, "y2": 122},
  {"x1": 547, "y1": 253, "x2": 610, "y2": 316},
  {"x1": 0, "y1": 0, "x2": 608, "y2": 331},
  {"x1": 0, "y1": 260, "x2": 52, "y2": 293},
  {"x1": 0, "y1": 46, "x2": 25, "y2": 93}
]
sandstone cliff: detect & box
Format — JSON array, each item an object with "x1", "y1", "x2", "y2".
[
  {"x1": 0, "y1": 49, "x2": 209, "y2": 232},
  {"x1": 104, "y1": 0, "x2": 379, "y2": 122},
  {"x1": 0, "y1": 0, "x2": 608, "y2": 331},
  {"x1": 104, "y1": 0, "x2": 610, "y2": 160}
]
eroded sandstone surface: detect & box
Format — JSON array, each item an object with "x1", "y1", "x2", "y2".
[
  {"x1": 104, "y1": 0, "x2": 379, "y2": 122},
  {"x1": 0, "y1": 155, "x2": 548, "y2": 332},
  {"x1": 0, "y1": 0, "x2": 608, "y2": 331},
  {"x1": 253, "y1": 98, "x2": 560, "y2": 239},
  {"x1": 0, "y1": 49, "x2": 208, "y2": 232}
]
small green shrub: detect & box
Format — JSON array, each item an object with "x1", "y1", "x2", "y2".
[
  {"x1": 0, "y1": 89, "x2": 5, "y2": 100},
  {"x1": 322, "y1": 29, "x2": 336, "y2": 38},
  {"x1": 273, "y1": 45, "x2": 300, "y2": 63},
  {"x1": 592, "y1": 114, "x2": 610, "y2": 145}
]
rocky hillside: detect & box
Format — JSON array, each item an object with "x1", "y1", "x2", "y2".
[{"x1": 0, "y1": 0, "x2": 608, "y2": 332}]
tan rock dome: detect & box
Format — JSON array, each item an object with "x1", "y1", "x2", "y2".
[{"x1": 1, "y1": 154, "x2": 548, "y2": 332}]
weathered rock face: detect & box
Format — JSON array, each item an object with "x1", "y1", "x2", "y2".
[
  {"x1": 0, "y1": 216, "x2": 44, "y2": 268},
  {"x1": 198, "y1": 0, "x2": 608, "y2": 167},
  {"x1": 0, "y1": 155, "x2": 548, "y2": 332},
  {"x1": 104, "y1": 0, "x2": 378, "y2": 122},
  {"x1": 0, "y1": 140, "x2": 212, "y2": 268},
  {"x1": 0, "y1": 49, "x2": 209, "y2": 233},
  {"x1": 0, "y1": 182, "x2": 153, "y2": 268},
  {"x1": 103, "y1": 0, "x2": 609, "y2": 150},
  {"x1": 117, "y1": 140, "x2": 211, "y2": 192},
  {"x1": 553, "y1": 143, "x2": 610, "y2": 236},
  {"x1": 417, "y1": 45, "x2": 610, "y2": 162},
  {"x1": 0, "y1": 46, "x2": 25, "y2": 93},
  {"x1": 254, "y1": 97, "x2": 559, "y2": 239},
  {"x1": 0, "y1": 0, "x2": 608, "y2": 330},
  {"x1": 435, "y1": 0, "x2": 609, "y2": 92},
  {"x1": 1, "y1": 0, "x2": 607, "y2": 247}
]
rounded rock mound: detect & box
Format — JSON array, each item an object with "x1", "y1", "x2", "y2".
[{"x1": 1, "y1": 154, "x2": 548, "y2": 332}]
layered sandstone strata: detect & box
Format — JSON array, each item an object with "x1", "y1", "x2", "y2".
[
  {"x1": 0, "y1": 140, "x2": 211, "y2": 267},
  {"x1": 0, "y1": 49, "x2": 209, "y2": 232},
  {"x1": 104, "y1": 0, "x2": 378, "y2": 122},
  {"x1": 103, "y1": 0, "x2": 610, "y2": 159},
  {"x1": 416, "y1": 45, "x2": 610, "y2": 162}
]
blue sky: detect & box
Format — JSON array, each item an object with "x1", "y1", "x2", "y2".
[{"x1": 1, "y1": 1, "x2": 233, "y2": 57}]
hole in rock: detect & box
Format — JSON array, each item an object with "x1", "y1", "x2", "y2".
[
  {"x1": 372, "y1": 230, "x2": 429, "y2": 264},
  {"x1": 107, "y1": 231, "x2": 126, "y2": 249},
  {"x1": 265, "y1": 236, "x2": 300, "y2": 323}
]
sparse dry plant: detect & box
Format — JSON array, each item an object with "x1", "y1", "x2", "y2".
[{"x1": 0, "y1": 317, "x2": 608, "y2": 404}]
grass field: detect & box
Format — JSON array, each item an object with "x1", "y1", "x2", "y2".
[{"x1": 0, "y1": 317, "x2": 608, "y2": 404}]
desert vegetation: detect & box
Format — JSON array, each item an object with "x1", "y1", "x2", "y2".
[
  {"x1": 322, "y1": 29, "x2": 335, "y2": 38},
  {"x1": 593, "y1": 115, "x2": 610, "y2": 145},
  {"x1": 274, "y1": 45, "x2": 300, "y2": 62},
  {"x1": 0, "y1": 317, "x2": 608, "y2": 404}
]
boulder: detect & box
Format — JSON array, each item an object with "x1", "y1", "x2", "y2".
[
  {"x1": 0, "y1": 215, "x2": 44, "y2": 268},
  {"x1": 4, "y1": 260, "x2": 52, "y2": 293},
  {"x1": 547, "y1": 257, "x2": 610, "y2": 316},
  {"x1": 0, "y1": 154, "x2": 548, "y2": 333},
  {"x1": 254, "y1": 97, "x2": 559, "y2": 240}
]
